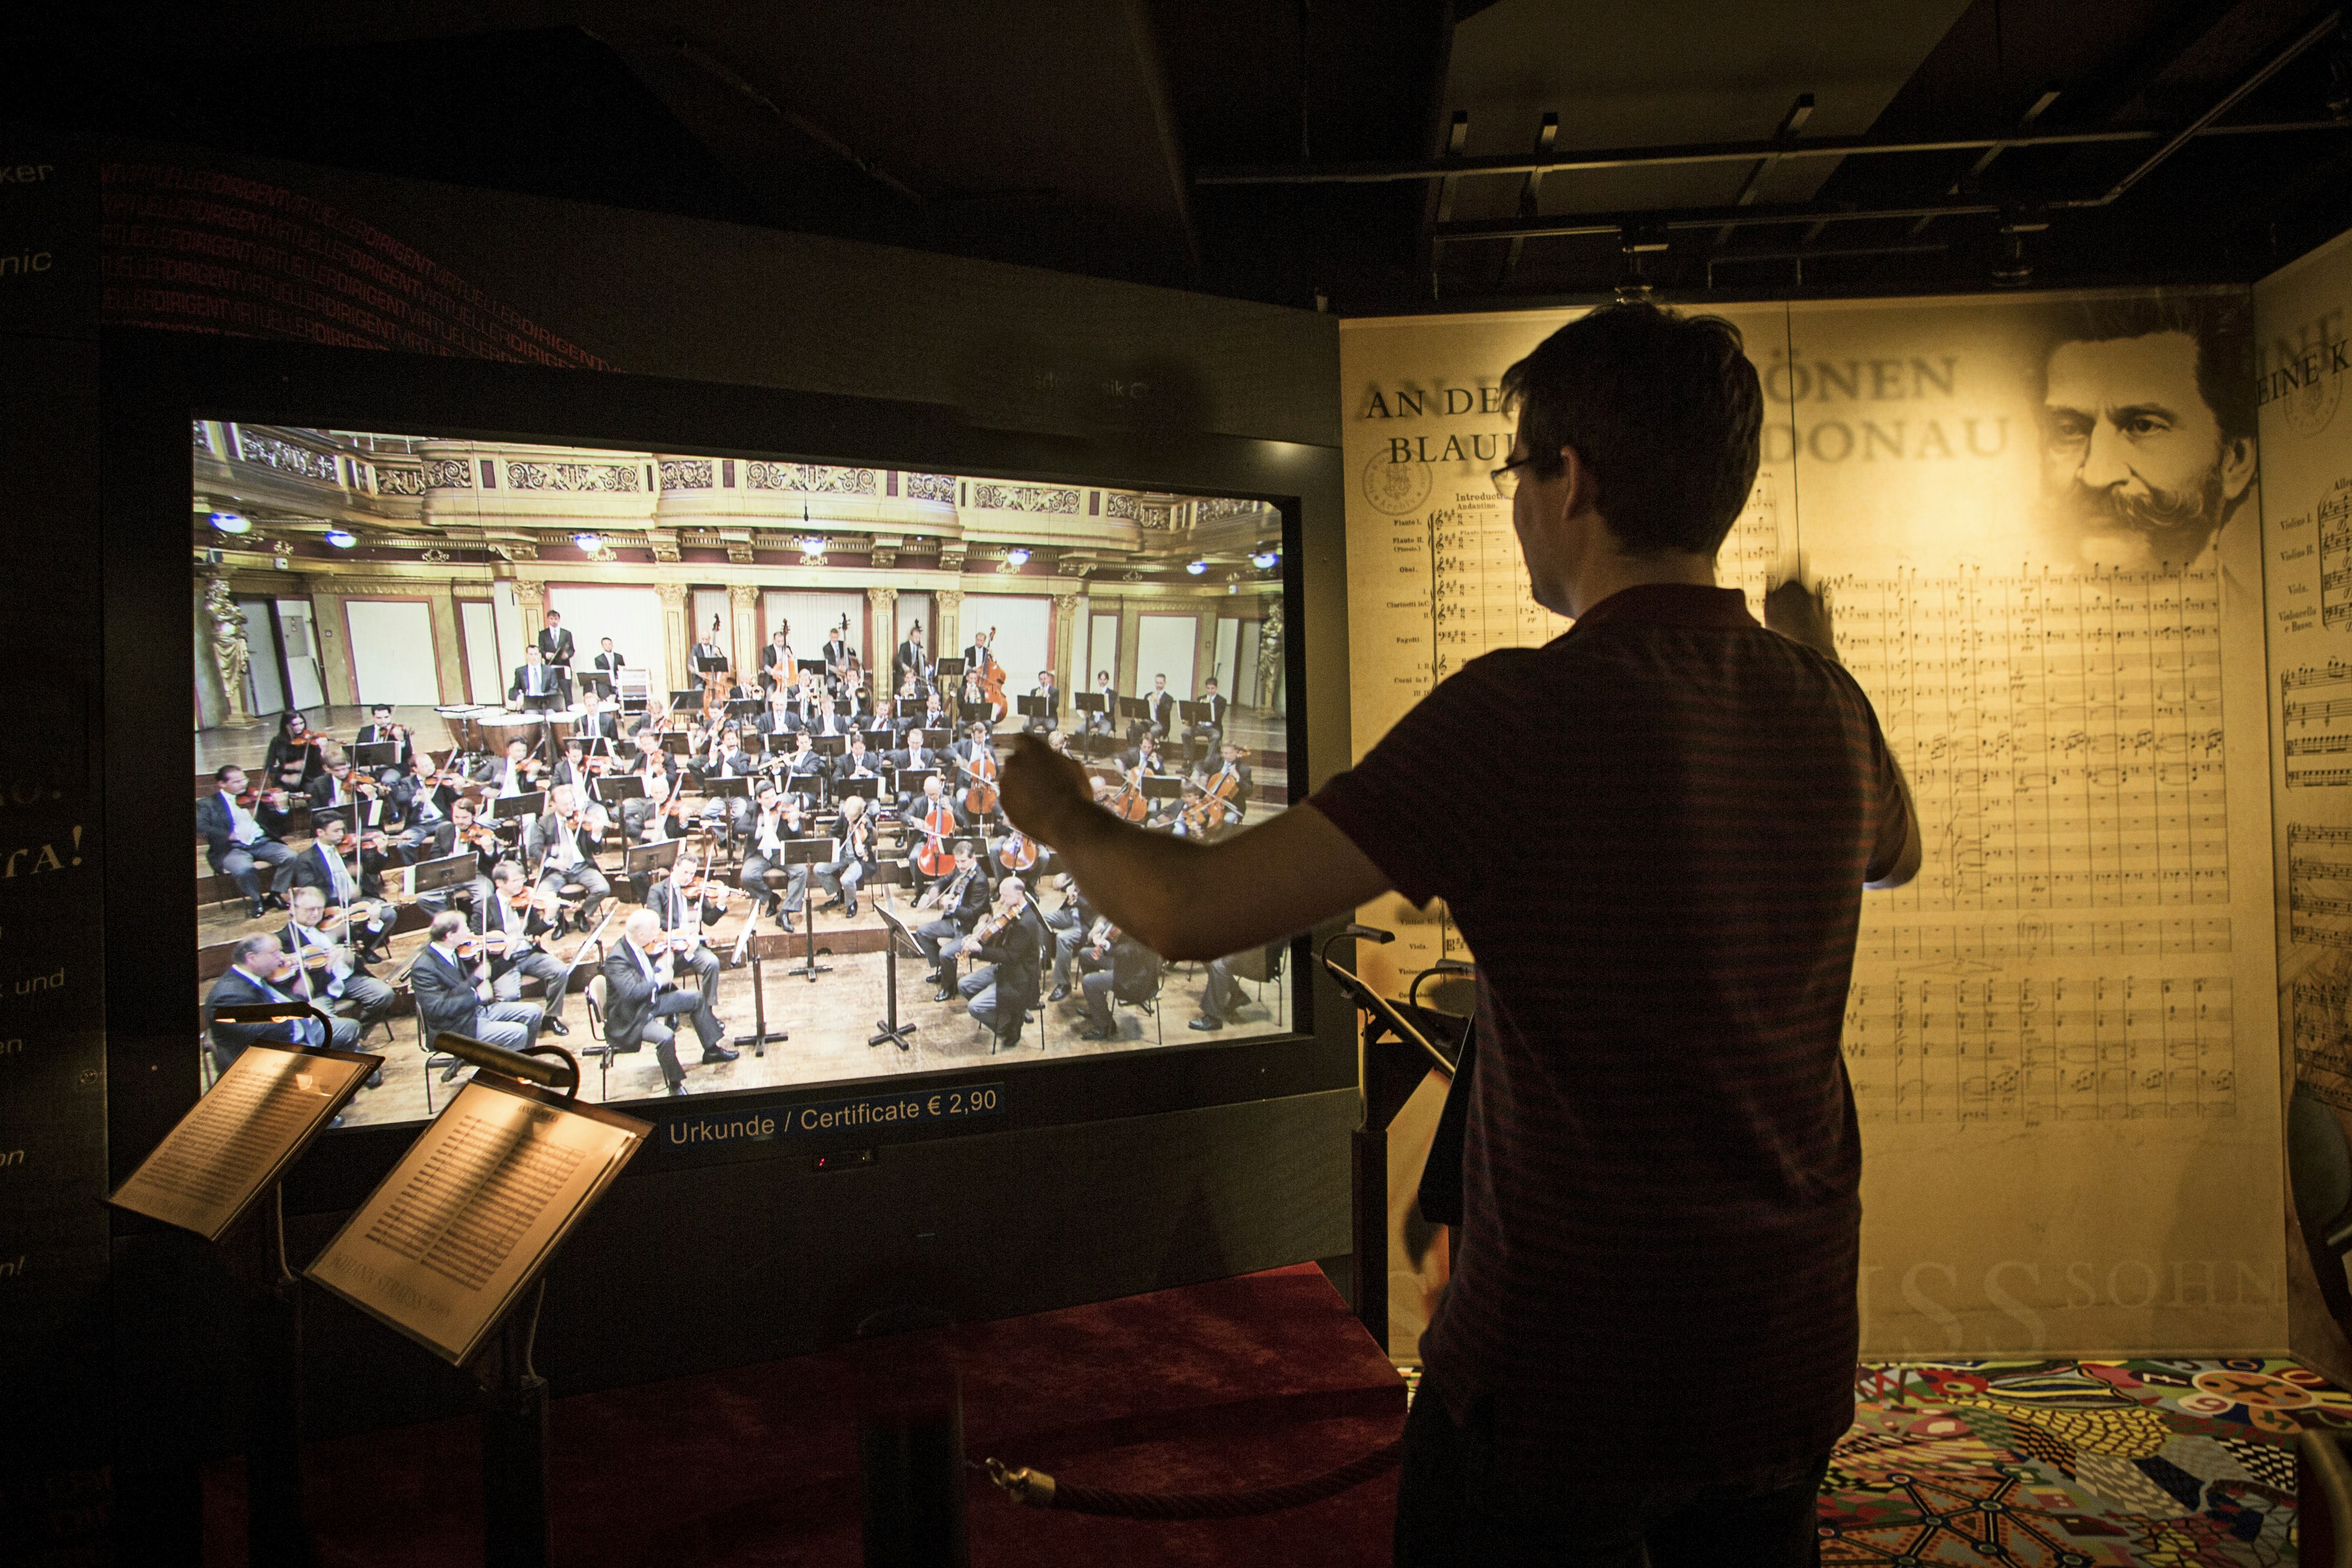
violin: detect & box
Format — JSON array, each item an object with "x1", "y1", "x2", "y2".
[
  {"x1": 451, "y1": 929, "x2": 516, "y2": 960},
  {"x1": 997, "y1": 827, "x2": 1038, "y2": 873}
]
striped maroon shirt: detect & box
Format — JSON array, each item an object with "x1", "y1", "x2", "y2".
[{"x1": 1313, "y1": 583, "x2": 1909, "y2": 1484}]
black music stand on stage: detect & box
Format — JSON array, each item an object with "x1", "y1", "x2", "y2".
[
  {"x1": 733, "y1": 930, "x2": 793, "y2": 1055},
  {"x1": 351, "y1": 740, "x2": 397, "y2": 771},
  {"x1": 491, "y1": 790, "x2": 546, "y2": 823},
  {"x1": 1017, "y1": 695, "x2": 1049, "y2": 725},
  {"x1": 621, "y1": 839, "x2": 683, "y2": 903},
  {"x1": 407, "y1": 850, "x2": 480, "y2": 905},
  {"x1": 871, "y1": 903, "x2": 922, "y2": 1052},
  {"x1": 783, "y1": 838, "x2": 837, "y2": 980}
]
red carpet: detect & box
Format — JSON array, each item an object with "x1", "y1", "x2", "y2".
[{"x1": 203, "y1": 1264, "x2": 1407, "y2": 1566}]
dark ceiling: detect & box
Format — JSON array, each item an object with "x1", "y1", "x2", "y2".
[{"x1": 31, "y1": 0, "x2": 2352, "y2": 312}]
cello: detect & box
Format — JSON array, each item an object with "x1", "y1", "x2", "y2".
[
  {"x1": 910, "y1": 796, "x2": 957, "y2": 878},
  {"x1": 1106, "y1": 763, "x2": 1150, "y2": 823},
  {"x1": 962, "y1": 742, "x2": 1000, "y2": 816},
  {"x1": 996, "y1": 826, "x2": 1039, "y2": 873}
]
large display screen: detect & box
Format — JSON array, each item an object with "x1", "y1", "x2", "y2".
[{"x1": 191, "y1": 424, "x2": 1296, "y2": 1127}]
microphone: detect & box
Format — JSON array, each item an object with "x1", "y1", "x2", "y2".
[{"x1": 1341, "y1": 923, "x2": 1395, "y2": 944}]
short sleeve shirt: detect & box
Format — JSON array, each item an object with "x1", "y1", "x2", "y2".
[{"x1": 1311, "y1": 584, "x2": 1909, "y2": 1485}]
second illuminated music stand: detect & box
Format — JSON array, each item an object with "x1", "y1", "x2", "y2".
[
  {"x1": 871, "y1": 905, "x2": 922, "y2": 1052},
  {"x1": 733, "y1": 930, "x2": 793, "y2": 1055}
]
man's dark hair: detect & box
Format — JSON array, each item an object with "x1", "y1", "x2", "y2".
[
  {"x1": 2045, "y1": 294, "x2": 2255, "y2": 448},
  {"x1": 231, "y1": 933, "x2": 279, "y2": 968},
  {"x1": 1501, "y1": 302, "x2": 1763, "y2": 556},
  {"x1": 215, "y1": 764, "x2": 241, "y2": 783}
]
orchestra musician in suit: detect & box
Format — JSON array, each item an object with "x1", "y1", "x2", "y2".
[
  {"x1": 760, "y1": 627, "x2": 796, "y2": 692},
  {"x1": 1075, "y1": 919, "x2": 1161, "y2": 1042},
  {"x1": 199, "y1": 765, "x2": 299, "y2": 918},
  {"x1": 551, "y1": 738, "x2": 594, "y2": 791},
  {"x1": 510, "y1": 644, "x2": 564, "y2": 710},
  {"x1": 891, "y1": 733, "x2": 943, "y2": 813},
  {"x1": 537, "y1": 611, "x2": 576, "y2": 690},
  {"x1": 954, "y1": 875, "x2": 1047, "y2": 1052},
  {"x1": 527, "y1": 782, "x2": 614, "y2": 909},
  {"x1": 473, "y1": 860, "x2": 575, "y2": 1037},
  {"x1": 600, "y1": 908, "x2": 729, "y2": 1096},
  {"x1": 758, "y1": 687, "x2": 802, "y2": 741},
  {"x1": 689, "y1": 618, "x2": 727, "y2": 688},
  {"x1": 895, "y1": 622, "x2": 929, "y2": 688},
  {"x1": 305, "y1": 752, "x2": 362, "y2": 815},
  {"x1": 813, "y1": 794, "x2": 876, "y2": 917},
  {"x1": 916, "y1": 840, "x2": 995, "y2": 998},
  {"x1": 395, "y1": 756, "x2": 458, "y2": 861},
  {"x1": 949, "y1": 722, "x2": 997, "y2": 827},
  {"x1": 287, "y1": 813, "x2": 386, "y2": 908},
  {"x1": 832, "y1": 734, "x2": 883, "y2": 788},
  {"x1": 355, "y1": 704, "x2": 415, "y2": 769},
  {"x1": 643, "y1": 857, "x2": 731, "y2": 1036},
  {"x1": 739, "y1": 783, "x2": 810, "y2": 932},
  {"x1": 277, "y1": 886, "x2": 399, "y2": 1046},
  {"x1": 592, "y1": 637, "x2": 625, "y2": 680},
  {"x1": 823, "y1": 625, "x2": 854, "y2": 689},
  {"x1": 476, "y1": 737, "x2": 543, "y2": 799},
  {"x1": 1023, "y1": 671, "x2": 1059, "y2": 737},
  {"x1": 781, "y1": 731, "x2": 827, "y2": 789},
  {"x1": 447, "y1": 799, "x2": 505, "y2": 887},
  {"x1": 1085, "y1": 671, "x2": 1118, "y2": 741},
  {"x1": 1186, "y1": 677, "x2": 1230, "y2": 766},
  {"x1": 204, "y1": 933, "x2": 360, "y2": 1075},
  {"x1": 410, "y1": 910, "x2": 543, "y2": 1063},
  {"x1": 264, "y1": 712, "x2": 327, "y2": 791},
  {"x1": 619, "y1": 732, "x2": 681, "y2": 843},
  {"x1": 1044, "y1": 884, "x2": 1098, "y2": 1003},
  {"x1": 347, "y1": 769, "x2": 409, "y2": 860},
  {"x1": 575, "y1": 688, "x2": 622, "y2": 748},
  {"x1": 1137, "y1": 674, "x2": 1177, "y2": 741}
]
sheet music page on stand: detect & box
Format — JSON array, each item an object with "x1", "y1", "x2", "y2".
[
  {"x1": 110, "y1": 1042, "x2": 377, "y2": 1242},
  {"x1": 1338, "y1": 293, "x2": 2286, "y2": 1356},
  {"x1": 306, "y1": 1076, "x2": 647, "y2": 1364}
]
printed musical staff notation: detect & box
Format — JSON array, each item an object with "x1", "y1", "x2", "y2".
[
  {"x1": 1841, "y1": 973, "x2": 2235, "y2": 1123},
  {"x1": 2321, "y1": 492, "x2": 2352, "y2": 629},
  {"x1": 2285, "y1": 665, "x2": 2352, "y2": 788}
]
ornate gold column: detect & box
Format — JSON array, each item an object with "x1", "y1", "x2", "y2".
[
  {"x1": 937, "y1": 589, "x2": 965, "y2": 660},
  {"x1": 866, "y1": 584, "x2": 898, "y2": 673},
  {"x1": 656, "y1": 582, "x2": 689, "y2": 696},
  {"x1": 728, "y1": 584, "x2": 760, "y2": 676},
  {"x1": 1052, "y1": 591, "x2": 1082, "y2": 688}
]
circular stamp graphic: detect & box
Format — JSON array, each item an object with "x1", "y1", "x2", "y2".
[
  {"x1": 1361, "y1": 452, "x2": 1434, "y2": 516},
  {"x1": 2283, "y1": 359, "x2": 2343, "y2": 439}
]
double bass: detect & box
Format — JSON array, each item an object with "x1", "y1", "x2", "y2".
[{"x1": 972, "y1": 628, "x2": 1008, "y2": 721}]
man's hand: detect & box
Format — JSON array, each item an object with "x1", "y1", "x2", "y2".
[
  {"x1": 1002, "y1": 733, "x2": 1098, "y2": 847},
  {"x1": 1763, "y1": 573, "x2": 1838, "y2": 662}
]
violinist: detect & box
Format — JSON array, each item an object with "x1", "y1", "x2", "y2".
[
  {"x1": 915, "y1": 840, "x2": 993, "y2": 999},
  {"x1": 813, "y1": 794, "x2": 877, "y2": 918},
  {"x1": 529, "y1": 782, "x2": 614, "y2": 910},
  {"x1": 447, "y1": 799, "x2": 505, "y2": 884},
  {"x1": 347, "y1": 766, "x2": 409, "y2": 850},
  {"x1": 760, "y1": 627, "x2": 796, "y2": 693},
  {"x1": 198, "y1": 764, "x2": 297, "y2": 919},
  {"x1": 738, "y1": 783, "x2": 810, "y2": 932},
  {"x1": 619, "y1": 733, "x2": 679, "y2": 842},
  {"x1": 1185, "y1": 677, "x2": 1229, "y2": 766},
  {"x1": 410, "y1": 910, "x2": 541, "y2": 1066},
  {"x1": 1075, "y1": 914, "x2": 1159, "y2": 1043},
  {"x1": 477, "y1": 737, "x2": 541, "y2": 799},
  {"x1": 306, "y1": 752, "x2": 361, "y2": 814},
  {"x1": 646, "y1": 854, "x2": 727, "y2": 1005},
  {"x1": 356, "y1": 704, "x2": 416, "y2": 769},
  {"x1": 288, "y1": 813, "x2": 384, "y2": 907},
  {"x1": 575, "y1": 687, "x2": 622, "y2": 748},
  {"x1": 600, "y1": 909, "x2": 730, "y2": 1097},
  {"x1": 473, "y1": 860, "x2": 574, "y2": 1036},
  {"x1": 204, "y1": 933, "x2": 357, "y2": 1074},
  {"x1": 551, "y1": 737, "x2": 594, "y2": 791},
  {"x1": 397, "y1": 757, "x2": 456, "y2": 861},
  {"x1": 1044, "y1": 883, "x2": 1098, "y2": 1003},
  {"x1": 951, "y1": 875, "x2": 1046, "y2": 1052},
  {"x1": 279, "y1": 885, "x2": 399, "y2": 1041},
  {"x1": 264, "y1": 712, "x2": 327, "y2": 792},
  {"x1": 1022, "y1": 670, "x2": 1059, "y2": 737}
]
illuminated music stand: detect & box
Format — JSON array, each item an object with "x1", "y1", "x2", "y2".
[
  {"x1": 307, "y1": 1035, "x2": 647, "y2": 1568},
  {"x1": 870, "y1": 903, "x2": 922, "y2": 1052},
  {"x1": 112, "y1": 1014, "x2": 382, "y2": 1568},
  {"x1": 783, "y1": 838, "x2": 838, "y2": 980}
]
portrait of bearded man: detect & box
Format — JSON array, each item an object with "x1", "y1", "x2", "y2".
[{"x1": 2035, "y1": 298, "x2": 2257, "y2": 572}]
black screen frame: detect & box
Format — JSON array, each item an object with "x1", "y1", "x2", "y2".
[{"x1": 107, "y1": 330, "x2": 1355, "y2": 1218}]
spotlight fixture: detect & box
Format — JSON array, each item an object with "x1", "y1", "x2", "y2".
[
  {"x1": 323, "y1": 528, "x2": 358, "y2": 549},
  {"x1": 1186, "y1": 559, "x2": 1209, "y2": 576},
  {"x1": 208, "y1": 511, "x2": 250, "y2": 535},
  {"x1": 1250, "y1": 549, "x2": 1280, "y2": 570},
  {"x1": 1005, "y1": 548, "x2": 1031, "y2": 567}
]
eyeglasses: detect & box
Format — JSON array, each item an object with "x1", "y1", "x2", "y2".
[{"x1": 1491, "y1": 454, "x2": 1545, "y2": 498}]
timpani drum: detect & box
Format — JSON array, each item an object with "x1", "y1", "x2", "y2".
[
  {"x1": 433, "y1": 704, "x2": 484, "y2": 755},
  {"x1": 475, "y1": 708, "x2": 546, "y2": 755}
]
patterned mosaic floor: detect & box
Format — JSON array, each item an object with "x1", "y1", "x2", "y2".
[
  {"x1": 1825, "y1": 1360, "x2": 2333, "y2": 1566},
  {"x1": 1401, "y1": 1359, "x2": 2340, "y2": 1564}
]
